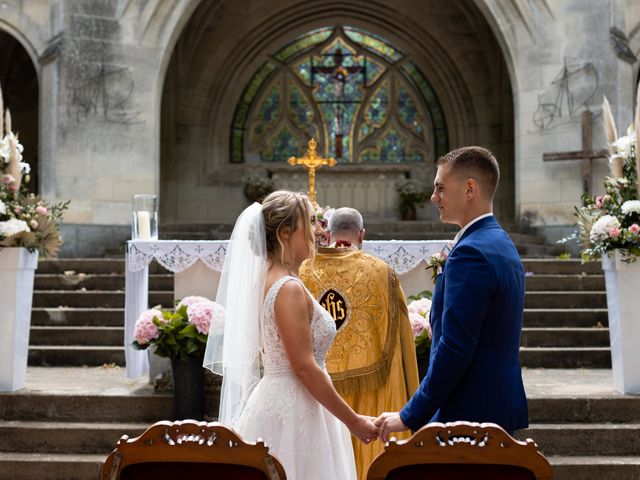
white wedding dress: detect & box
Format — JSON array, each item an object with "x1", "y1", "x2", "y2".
[{"x1": 234, "y1": 275, "x2": 357, "y2": 480}]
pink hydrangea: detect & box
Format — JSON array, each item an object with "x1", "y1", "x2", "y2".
[
  {"x1": 30, "y1": 219, "x2": 38, "y2": 229},
  {"x1": 629, "y1": 224, "x2": 640, "y2": 235},
  {"x1": 409, "y1": 311, "x2": 428, "y2": 337},
  {"x1": 407, "y1": 297, "x2": 431, "y2": 337},
  {"x1": 177, "y1": 295, "x2": 211, "y2": 310},
  {"x1": 187, "y1": 300, "x2": 225, "y2": 336},
  {"x1": 134, "y1": 308, "x2": 163, "y2": 345},
  {"x1": 35, "y1": 205, "x2": 48, "y2": 216},
  {"x1": 609, "y1": 227, "x2": 621, "y2": 238}
]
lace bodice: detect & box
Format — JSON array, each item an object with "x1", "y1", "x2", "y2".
[{"x1": 262, "y1": 275, "x2": 336, "y2": 375}]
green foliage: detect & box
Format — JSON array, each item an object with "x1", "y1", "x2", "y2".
[
  {"x1": 396, "y1": 181, "x2": 431, "y2": 213},
  {"x1": 407, "y1": 290, "x2": 432, "y2": 302},
  {"x1": 132, "y1": 305, "x2": 208, "y2": 361}
]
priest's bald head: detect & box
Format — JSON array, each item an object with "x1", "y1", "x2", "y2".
[{"x1": 328, "y1": 207, "x2": 365, "y2": 249}]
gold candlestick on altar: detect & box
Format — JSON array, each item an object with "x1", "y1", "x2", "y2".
[{"x1": 288, "y1": 138, "x2": 336, "y2": 206}]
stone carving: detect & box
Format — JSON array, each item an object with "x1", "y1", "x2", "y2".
[{"x1": 532, "y1": 58, "x2": 599, "y2": 131}]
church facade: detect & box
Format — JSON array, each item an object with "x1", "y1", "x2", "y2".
[{"x1": 1, "y1": 0, "x2": 639, "y2": 255}]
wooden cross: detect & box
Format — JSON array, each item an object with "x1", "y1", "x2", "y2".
[
  {"x1": 543, "y1": 110, "x2": 608, "y2": 197},
  {"x1": 288, "y1": 138, "x2": 336, "y2": 206}
]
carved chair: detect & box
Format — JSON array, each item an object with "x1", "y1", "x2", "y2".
[
  {"x1": 102, "y1": 420, "x2": 287, "y2": 480},
  {"x1": 366, "y1": 421, "x2": 553, "y2": 480}
]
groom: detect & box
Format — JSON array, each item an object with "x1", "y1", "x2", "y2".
[{"x1": 375, "y1": 146, "x2": 528, "y2": 439}]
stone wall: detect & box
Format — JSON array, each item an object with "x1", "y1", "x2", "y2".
[{"x1": 1, "y1": 0, "x2": 639, "y2": 255}]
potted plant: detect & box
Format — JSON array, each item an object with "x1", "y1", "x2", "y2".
[
  {"x1": 407, "y1": 291, "x2": 432, "y2": 380},
  {"x1": 396, "y1": 181, "x2": 430, "y2": 220},
  {"x1": 569, "y1": 92, "x2": 640, "y2": 394},
  {"x1": 242, "y1": 173, "x2": 274, "y2": 203},
  {"x1": 0, "y1": 86, "x2": 68, "y2": 391},
  {"x1": 132, "y1": 296, "x2": 225, "y2": 419}
]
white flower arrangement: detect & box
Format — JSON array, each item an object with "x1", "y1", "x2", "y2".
[
  {"x1": 0, "y1": 218, "x2": 30, "y2": 237},
  {"x1": 621, "y1": 200, "x2": 640, "y2": 216},
  {"x1": 0, "y1": 83, "x2": 69, "y2": 256},
  {"x1": 571, "y1": 90, "x2": 640, "y2": 261}
]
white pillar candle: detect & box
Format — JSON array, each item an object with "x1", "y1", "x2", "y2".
[{"x1": 137, "y1": 211, "x2": 151, "y2": 240}]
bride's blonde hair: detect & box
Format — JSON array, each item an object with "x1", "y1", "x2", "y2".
[{"x1": 262, "y1": 190, "x2": 316, "y2": 269}]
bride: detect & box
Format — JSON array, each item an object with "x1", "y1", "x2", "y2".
[{"x1": 204, "y1": 190, "x2": 378, "y2": 479}]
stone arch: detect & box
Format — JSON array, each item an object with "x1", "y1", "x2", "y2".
[
  {"x1": 0, "y1": 27, "x2": 40, "y2": 193},
  {"x1": 161, "y1": 0, "x2": 515, "y2": 222}
]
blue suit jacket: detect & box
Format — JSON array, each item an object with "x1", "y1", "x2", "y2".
[{"x1": 400, "y1": 215, "x2": 528, "y2": 434}]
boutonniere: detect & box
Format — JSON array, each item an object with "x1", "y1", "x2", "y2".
[{"x1": 427, "y1": 251, "x2": 448, "y2": 281}]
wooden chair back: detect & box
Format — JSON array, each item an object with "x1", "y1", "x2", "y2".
[
  {"x1": 366, "y1": 421, "x2": 553, "y2": 480},
  {"x1": 102, "y1": 420, "x2": 287, "y2": 480}
]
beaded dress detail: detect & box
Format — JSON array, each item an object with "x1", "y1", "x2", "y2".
[{"x1": 234, "y1": 276, "x2": 356, "y2": 480}]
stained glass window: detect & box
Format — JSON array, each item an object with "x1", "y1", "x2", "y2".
[{"x1": 230, "y1": 26, "x2": 447, "y2": 164}]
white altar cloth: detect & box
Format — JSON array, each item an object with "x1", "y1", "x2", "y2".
[{"x1": 125, "y1": 239, "x2": 448, "y2": 378}]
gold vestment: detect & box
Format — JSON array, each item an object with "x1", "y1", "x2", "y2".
[{"x1": 300, "y1": 248, "x2": 419, "y2": 480}]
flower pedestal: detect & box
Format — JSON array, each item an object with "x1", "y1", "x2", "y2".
[
  {"x1": 601, "y1": 251, "x2": 640, "y2": 394},
  {"x1": 170, "y1": 356, "x2": 205, "y2": 420},
  {"x1": 0, "y1": 247, "x2": 38, "y2": 391}
]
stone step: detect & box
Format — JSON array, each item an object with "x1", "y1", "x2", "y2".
[
  {"x1": 519, "y1": 423, "x2": 640, "y2": 456},
  {"x1": 28, "y1": 347, "x2": 125, "y2": 367},
  {"x1": 525, "y1": 274, "x2": 605, "y2": 291},
  {"x1": 0, "y1": 453, "x2": 105, "y2": 480},
  {"x1": 0, "y1": 420, "x2": 148, "y2": 454},
  {"x1": 0, "y1": 394, "x2": 172, "y2": 424},
  {"x1": 34, "y1": 274, "x2": 173, "y2": 291},
  {"x1": 527, "y1": 397, "x2": 640, "y2": 423},
  {"x1": 521, "y1": 328, "x2": 609, "y2": 347},
  {"x1": 524, "y1": 292, "x2": 606, "y2": 309},
  {"x1": 31, "y1": 307, "x2": 609, "y2": 329},
  {"x1": 1, "y1": 453, "x2": 638, "y2": 480},
  {"x1": 548, "y1": 456, "x2": 640, "y2": 480},
  {"x1": 37, "y1": 259, "x2": 126, "y2": 275},
  {"x1": 26, "y1": 344, "x2": 611, "y2": 368},
  {"x1": 522, "y1": 259, "x2": 602, "y2": 275},
  {"x1": 36, "y1": 259, "x2": 168, "y2": 275},
  {"x1": 32, "y1": 291, "x2": 173, "y2": 309},
  {"x1": 29, "y1": 326, "x2": 608, "y2": 349},
  {"x1": 32, "y1": 308, "x2": 123, "y2": 327},
  {"x1": 30, "y1": 326, "x2": 123, "y2": 346},
  {"x1": 523, "y1": 309, "x2": 608, "y2": 328},
  {"x1": 517, "y1": 243, "x2": 563, "y2": 257},
  {"x1": 520, "y1": 347, "x2": 611, "y2": 368},
  {"x1": 34, "y1": 290, "x2": 606, "y2": 310}
]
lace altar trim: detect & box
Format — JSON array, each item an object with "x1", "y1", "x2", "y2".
[{"x1": 126, "y1": 239, "x2": 447, "y2": 274}]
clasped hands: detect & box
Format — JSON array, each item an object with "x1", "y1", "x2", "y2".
[{"x1": 352, "y1": 412, "x2": 408, "y2": 444}]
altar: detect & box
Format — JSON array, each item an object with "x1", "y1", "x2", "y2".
[{"x1": 125, "y1": 239, "x2": 448, "y2": 377}]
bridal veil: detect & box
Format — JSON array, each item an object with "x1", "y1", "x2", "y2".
[{"x1": 203, "y1": 202, "x2": 267, "y2": 426}]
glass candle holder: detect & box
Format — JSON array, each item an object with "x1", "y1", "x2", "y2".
[{"x1": 132, "y1": 194, "x2": 158, "y2": 240}]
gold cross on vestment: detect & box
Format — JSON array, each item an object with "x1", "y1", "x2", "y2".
[{"x1": 288, "y1": 138, "x2": 336, "y2": 206}]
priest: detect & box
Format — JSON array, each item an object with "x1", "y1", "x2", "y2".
[{"x1": 300, "y1": 207, "x2": 419, "y2": 480}]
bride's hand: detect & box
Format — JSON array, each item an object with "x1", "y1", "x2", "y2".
[{"x1": 348, "y1": 415, "x2": 379, "y2": 444}]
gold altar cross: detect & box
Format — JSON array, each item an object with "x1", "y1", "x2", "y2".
[
  {"x1": 288, "y1": 138, "x2": 336, "y2": 206},
  {"x1": 543, "y1": 110, "x2": 608, "y2": 198}
]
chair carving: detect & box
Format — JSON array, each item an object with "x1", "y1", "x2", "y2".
[
  {"x1": 102, "y1": 420, "x2": 287, "y2": 480},
  {"x1": 366, "y1": 421, "x2": 553, "y2": 480}
]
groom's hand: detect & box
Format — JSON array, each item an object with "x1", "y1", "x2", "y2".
[{"x1": 374, "y1": 412, "x2": 409, "y2": 442}]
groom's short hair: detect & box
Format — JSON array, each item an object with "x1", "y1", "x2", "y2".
[{"x1": 437, "y1": 146, "x2": 500, "y2": 199}]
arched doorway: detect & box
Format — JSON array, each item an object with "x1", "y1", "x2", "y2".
[
  {"x1": 160, "y1": 0, "x2": 514, "y2": 223},
  {"x1": 0, "y1": 30, "x2": 38, "y2": 193}
]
